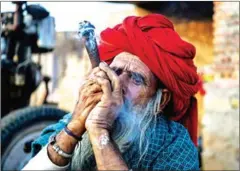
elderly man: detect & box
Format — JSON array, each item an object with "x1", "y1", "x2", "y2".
[{"x1": 23, "y1": 14, "x2": 200, "y2": 170}]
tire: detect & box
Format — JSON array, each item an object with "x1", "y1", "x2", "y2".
[{"x1": 1, "y1": 105, "x2": 68, "y2": 171}]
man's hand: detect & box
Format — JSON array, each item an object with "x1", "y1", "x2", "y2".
[
  {"x1": 84, "y1": 62, "x2": 128, "y2": 170},
  {"x1": 85, "y1": 62, "x2": 123, "y2": 133},
  {"x1": 47, "y1": 69, "x2": 104, "y2": 166},
  {"x1": 67, "y1": 76, "x2": 102, "y2": 137}
]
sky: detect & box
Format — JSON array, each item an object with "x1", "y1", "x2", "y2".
[{"x1": 1, "y1": 2, "x2": 135, "y2": 32}]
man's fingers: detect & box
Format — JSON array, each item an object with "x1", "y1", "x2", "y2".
[
  {"x1": 91, "y1": 67, "x2": 101, "y2": 76},
  {"x1": 79, "y1": 81, "x2": 101, "y2": 102},
  {"x1": 94, "y1": 70, "x2": 109, "y2": 80},
  {"x1": 79, "y1": 79, "x2": 95, "y2": 93},
  {"x1": 99, "y1": 62, "x2": 121, "y2": 94},
  {"x1": 74, "y1": 92, "x2": 102, "y2": 121},
  {"x1": 85, "y1": 92, "x2": 102, "y2": 107},
  {"x1": 88, "y1": 67, "x2": 101, "y2": 80},
  {"x1": 94, "y1": 77, "x2": 111, "y2": 99},
  {"x1": 86, "y1": 83, "x2": 102, "y2": 95}
]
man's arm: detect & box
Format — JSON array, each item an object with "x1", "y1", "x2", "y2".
[
  {"x1": 46, "y1": 79, "x2": 103, "y2": 166},
  {"x1": 88, "y1": 129, "x2": 128, "y2": 170},
  {"x1": 22, "y1": 145, "x2": 70, "y2": 170},
  {"x1": 85, "y1": 62, "x2": 129, "y2": 170},
  {"x1": 23, "y1": 79, "x2": 102, "y2": 170},
  {"x1": 22, "y1": 124, "x2": 82, "y2": 170},
  {"x1": 47, "y1": 124, "x2": 82, "y2": 166}
]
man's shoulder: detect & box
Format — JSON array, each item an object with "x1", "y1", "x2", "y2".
[
  {"x1": 152, "y1": 115, "x2": 199, "y2": 170},
  {"x1": 160, "y1": 115, "x2": 196, "y2": 148},
  {"x1": 164, "y1": 116, "x2": 190, "y2": 137}
]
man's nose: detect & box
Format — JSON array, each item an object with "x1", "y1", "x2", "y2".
[{"x1": 118, "y1": 72, "x2": 129, "y2": 95}]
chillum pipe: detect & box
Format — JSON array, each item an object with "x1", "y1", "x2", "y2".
[
  {"x1": 76, "y1": 21, "x2": 102, "y2": 136},
  {"x1": 78, "y1": 21, "x2": 101, "y2": 68}
]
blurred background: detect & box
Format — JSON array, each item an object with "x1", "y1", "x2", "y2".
[{"x1": 1, "y1": 1, "x2": 239, "y2": 170}]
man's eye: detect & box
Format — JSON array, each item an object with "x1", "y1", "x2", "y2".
[
  {"x1": 113, "y1": 68, "x2": 122, "y2": 76},
  {"x1": 133, "y1": 79, "x2": 143, "y2": 85},
  {"x1": 131, "y1": 73, "x2": 145, "y2": 86}
]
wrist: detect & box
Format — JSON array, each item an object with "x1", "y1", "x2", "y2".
[
  {"x1": 88, "y1": 129, "x2": 111, "y2": 149},
  {"x1": 64, "y1": 126, "x2": 82, "y2": 141},
  {"x1": 48, "y1": 130, "x2": 78, "y2": 156},
  {"x1": 67, "y1": 120, "x2": 85, "y2": 137},
  {"x1": 87, "y1": 125, "x2": 109, "y2": 137},
  {"x1": 88, "y1": 127, "x2": 109, "y2": 140},
  {"x1": 89, "y1": 127, "x2": 109, "y2": 136}
]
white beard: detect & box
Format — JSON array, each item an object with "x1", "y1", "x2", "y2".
[{"x1": 71, "y1": 89, "x2": 162, "y2": 170}]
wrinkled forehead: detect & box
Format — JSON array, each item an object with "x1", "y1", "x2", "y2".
[{"x1": 110, "y1": 52, "x2": 151, "y2": 73}]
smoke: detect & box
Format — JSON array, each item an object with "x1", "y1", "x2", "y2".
[{"x1": 71, "y1": 89, "x2": 162, "y2": 170}]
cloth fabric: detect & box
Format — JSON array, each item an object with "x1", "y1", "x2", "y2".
[
  {"x1": 98, "y1": 14, "x2": 200, "y2": 146},
  {"x1": 31, "y1": 113, "x2": 71, "y2": 156},
  {"x1": 29, "y1": 113, "x2": 199, "y2": 170},
  {"x1": 22, "y1": 145, "x2": 70, "y2": 170}
]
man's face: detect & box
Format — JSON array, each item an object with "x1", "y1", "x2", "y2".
[
  {"x1": 110, "y1": 52, "x2": 158, "y2": 106},
  {"x1": 72, "y1": 54, "x2": 161, "y2": 169}
]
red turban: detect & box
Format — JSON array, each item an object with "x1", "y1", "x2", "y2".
[{"x1": 98, "y1": 14, "x2": 200, "y2": 146}]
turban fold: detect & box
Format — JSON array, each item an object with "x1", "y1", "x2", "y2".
[{"x1": 98, "y1": 14, "x2": 200, "y2": 146}]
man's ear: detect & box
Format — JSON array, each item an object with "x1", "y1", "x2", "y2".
[
  {"x1": 159, "y1": 89, "x2": 171, "y2": 111},
  {"x1": 154, "y1": 88, "x2": 171, "y2": 115}
]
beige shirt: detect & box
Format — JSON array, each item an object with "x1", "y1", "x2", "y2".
[{"x1": 22, "y1": 144, "x2": 69, "y2": 170}]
